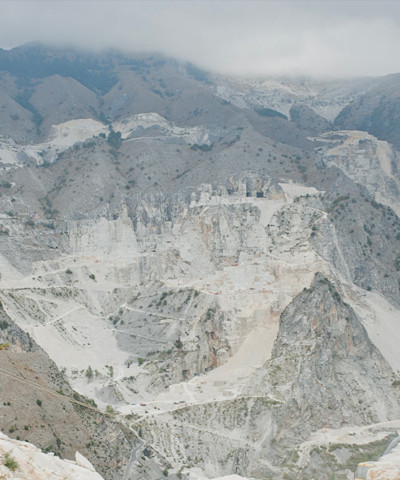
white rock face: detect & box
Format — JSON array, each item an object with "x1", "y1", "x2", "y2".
[
  {"x1": 0, "y1": 431, "x2": 104, "y2": 479},
  {"x1": 114, "y1": 112, "x2": 210, "y2": 145},
  {"x1": 320, "y1": 130, "x2": 400, "y2": 216},
  {"x1": 211, "y1": 76, "x2": 375, "y2": 120},
  {"x1": 0, "y1": 114, "x2": 210, "y2": 166},
  {"x1": 0, "y1": 118, "x2": 108, "y2": 165},
  {"x1": 0, "y1": 179, "x2": 330, "y2": 409},
  {"x1": 344, "y1": 285, "x2": 400, "y2": 372}
]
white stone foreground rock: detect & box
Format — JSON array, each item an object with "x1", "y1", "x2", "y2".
[{"x1": 0, "y1": 431, "x2": 104, "y2": 479}]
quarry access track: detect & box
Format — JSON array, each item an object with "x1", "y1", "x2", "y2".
[
  {"x1": 0, "y1": 364, "x2": 278, "y2": 425},
  {"x1": 0, "y1": 365, "x2": 104, "y2": 414},
  {"x1": 134, "y1": 394, "x2": 281, "y2": 423},
  {"x1": 0, "y1": 365, "x2": 172, "y2": 465}
]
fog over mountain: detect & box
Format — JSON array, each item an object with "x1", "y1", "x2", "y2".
[
  {"x1": 1, "y1": 1, "x2": 400, "y2": 77},
  {"x1": 0, "y1": 2, "x2": 400, "y2": 480}
]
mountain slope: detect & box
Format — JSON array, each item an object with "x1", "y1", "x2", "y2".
[
  {"x1": 0, "y1": 302, "x2": 137, "y2": 480},
  {"x1": 334, "y1": 73, "x2": 400, "y2": 150}
]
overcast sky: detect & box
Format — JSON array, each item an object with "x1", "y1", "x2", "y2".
[{"x1": 1, "y1": 1, "x2": 400, "y2": 78}]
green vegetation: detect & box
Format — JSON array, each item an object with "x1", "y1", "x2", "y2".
[
  {"x1": 395, "y1": 254, "x2": 400, "y2": 271},
  {"x1": 0, "y1": 320, "x2": 9, "y2": 330},
  {"x1": 4, "y1": 453, "x2": 18, "y2": 471},
  {"x1": 190, "y1": 143, "x2": 213, "y2": 152},
  {"x1": 14, "y1": 88, "x2": 42, "y2": 132},
  {"x1": 336, "y1": 437, "x2": 393, "y2": 471},
  {"x1": 72, "y1": 391, "x2": 97, "y2": 408},
  {"x1": 327, "y1": 195, "x2": 350, "y2": 213},
  {"x1": 40, "y1": 195, "x2": 59, "y2": 219},
  {"x1": 205, "y1": 307, "x2": 216, "y2": 320},
  {"x1": 106, "y1": 405, "x2": 115, "y2": 416},
  {"x1": 255, "y1": 107, "x2": 287, "y2": 119},
  {"x1": 107, "y1": 128, "x2": 122, "y2": 149}
]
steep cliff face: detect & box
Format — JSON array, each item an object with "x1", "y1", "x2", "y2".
[
  {"x1": 266, "y1": 274, "x2": 400, "y2": 436},
  {"x1": 142, "y1": 274, "x2": 400, "y2": 480},
  {"x1": 259, "y1": 273, "x2": 400, "y2": 478},
  {"x1": 319, "y1": 130, "x2": 400, "y2": 216}
]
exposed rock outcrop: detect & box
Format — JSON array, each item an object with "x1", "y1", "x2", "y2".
[{"x1": 0, "y1": 431, "x2": 104, "y2": 479}]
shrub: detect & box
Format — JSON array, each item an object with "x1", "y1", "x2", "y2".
[
  {"x1": 395, "y1": 255, "x2": 400, "y2": 272},
  {"x1": 107, "y1": 129, "x2": 122, "y2": 149},
  {"x1": 255, "y1": 107, "x2": 287, "y2": 119},
  {"x1": 4, "y1": 453, "x2": 18, "y2": 471},
  {"x1": 106, "y1": 405, "x2": 115, "y2": 415},
  {"x1": 190, "y1": 143, "x2": 213, "y2": 152}
]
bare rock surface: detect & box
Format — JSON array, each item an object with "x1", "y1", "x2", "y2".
[{"x1": 0, "y1": 431, "x2": 104, "y2": 479}]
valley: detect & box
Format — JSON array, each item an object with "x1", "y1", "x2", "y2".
[{"x1": 0, "y1": 44, "x2": 399, "y2": 480}]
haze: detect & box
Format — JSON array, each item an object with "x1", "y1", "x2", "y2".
[{"x1": 1, "y1": 0, "x2": 400, "y2": 78}]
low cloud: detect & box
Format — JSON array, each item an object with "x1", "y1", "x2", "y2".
[{"x1": 1, "y1": 1, "x2": 400, "y2": 78}]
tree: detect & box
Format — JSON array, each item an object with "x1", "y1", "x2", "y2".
[{"x1": 107, "y1": 129, "x2": 122, "y2": 149}]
